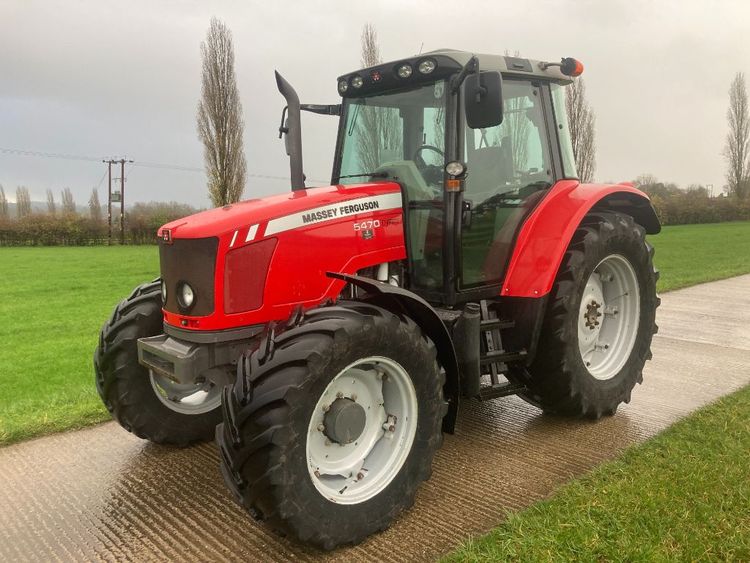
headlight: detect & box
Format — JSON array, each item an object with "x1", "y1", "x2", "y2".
[
  {"x1": 351, "y1": 75, "x2": 364, "y2": 89},
  {"x1": 161, "y1": 280, "x2": 167, "y2": 303},
  {"x1": 178, "y1": 282, "x2": 195, "y2": 309},
  {"x1": 397, "y1": 63, "x2": 413, "y2": 78},
  {"x1": 338, "y1": 79, "x2": 348, "y2": 94},
  {"x1": 418, "y1": 59, "x2": 436, "y2": 74},
  {"x1": 445, "y1": 161, "x2": 467, "y2": 177}
]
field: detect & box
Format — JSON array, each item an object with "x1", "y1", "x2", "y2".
[
  {"x1": 0, "y1": 247, "x2": 159, "y2": 444},
  {"x1": 0, "y1": 221, "x2": 749, "y2": 445}
]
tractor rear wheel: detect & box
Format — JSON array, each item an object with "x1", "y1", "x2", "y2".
[
  {"x1": 217, "y1": 302, "x2": 445, "y2": 550},
  {"x1": 94, "y1": 280, "x2": 222, "y2": 445},
  {"x1": 517, "y1": 211, "x2": 659, "y2": 418}
]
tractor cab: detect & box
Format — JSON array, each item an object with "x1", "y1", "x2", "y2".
[{"x1": 329, "y1": 50, "x2": 580, "y2": 305}]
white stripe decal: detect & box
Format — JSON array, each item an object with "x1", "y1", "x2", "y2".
[
  {"x1": 245, "y1": 224, "x2": 259, "y2": 242},
  {"x1": 264, "y1": 192, "x2": 402, "y2": 237},
  {"x1": 229, "y1": 230, "x2": 238, "y2": 247}
]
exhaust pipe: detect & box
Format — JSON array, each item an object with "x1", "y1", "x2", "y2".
[{"x1": 275, "y1": 71, "x2": 306, "y2": 191}]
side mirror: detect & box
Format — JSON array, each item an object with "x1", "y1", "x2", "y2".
[{"x1": 464, "y1": 71, "x2": 503, "y2": 129}]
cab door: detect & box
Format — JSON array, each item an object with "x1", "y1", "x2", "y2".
[{"x1": 459, "y1": 80, "x2": 557, "y2": 289}]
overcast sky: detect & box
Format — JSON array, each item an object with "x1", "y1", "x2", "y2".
[{"x1": 2, "y1": 0, "x2": 749, "y2": 206}]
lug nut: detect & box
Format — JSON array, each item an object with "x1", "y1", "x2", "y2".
[
  {"x1": 322, "y1": 404, "x2": 330, "y2": 412},
  {"x1": 314, "y1": 470, "x2": 321, "y2": 478},
  {"x1": 324, "y1": 439, "x2": 331, "y2": 446},
  {"x1": 317, "y1": 424, "x2": 325, "y2": 432},
  {"x1": 351, "y1": 394, "x2": 357, "y2": 401},
  {"x1": 357, "y1": 472, "x2": 364, "y2": 480},
  {"x1": 336, "y1": 392, "x2": 344, "y2": 399}
]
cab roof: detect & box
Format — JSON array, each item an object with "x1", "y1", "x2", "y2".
[
  {"x1": 422, "y1": 49, "x2": 574, "y2": 84},
  {"x1": 336, "y1": 48, "x2": 574, "y2": 98}
]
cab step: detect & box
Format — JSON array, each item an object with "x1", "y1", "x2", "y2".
[{"x1": 479, "y1": 349, "x2": 527, "y2": 365}]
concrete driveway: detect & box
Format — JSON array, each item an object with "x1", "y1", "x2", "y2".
[{"x1": 1, "y1": 275, "x2": 749, "y2": 562}]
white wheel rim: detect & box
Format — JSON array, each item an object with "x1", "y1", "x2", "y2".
[
  {"x1": 306, "y1": 356, "x2": 418, "y2": 505},
  {"x1": 577, "y1": 254, "x2": 641, "y2": 380},
  {"x1": 149, "y1": 372, "x2": 222, "y2": 415}
]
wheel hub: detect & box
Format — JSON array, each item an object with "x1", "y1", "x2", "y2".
[
  {"x1": 324, "y1": 398, "x2": 367, "y2": 444},
  {"x1": 584, "y1": 300, "x2": 603, "y2": 329}
]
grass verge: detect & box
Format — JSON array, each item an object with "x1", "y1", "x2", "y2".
[{"x1": 445, "y1": 385, "x2": 750, "y2": 562}]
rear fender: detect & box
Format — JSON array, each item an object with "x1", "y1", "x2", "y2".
[
  {"x1": 501, "y1": 180, "x2": 660, "y2": 298},
  {"x1": 327, "y1": 272, "x2": 460, "y2": 434}
]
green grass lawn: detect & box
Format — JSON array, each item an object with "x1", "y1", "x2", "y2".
[
  {"x1": 0, "y1": 220, "x2": 749, "y2": 446},
  {"x1": 0, "y1": 246, "x2": 159, "y2": 444},
  {"x1": 445, "y1": 385, "x2": 750, "y2": 562}
]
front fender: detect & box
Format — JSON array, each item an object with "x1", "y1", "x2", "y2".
[
  {"x1": 327, "y1": 272, "x2": 460, "y2": 433},
  {"x1": 502, "y1": 180, "x2": 660, "y2": 298}
]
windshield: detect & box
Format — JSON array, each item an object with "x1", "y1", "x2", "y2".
[
  {"x1": 337, "y1": 80, "x2": 448, "y2": 198},
  {"x1": 337, "y1": 80, "x2": 448, "y2": 292}
]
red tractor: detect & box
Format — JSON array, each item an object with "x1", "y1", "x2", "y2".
[{"x1": 95, "y1": 50, "x2": 659, "y2": 549}]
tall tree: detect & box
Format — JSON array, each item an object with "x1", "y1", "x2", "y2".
[
  {"x1": 16, "y1": 186, "x2": 31, "y2": 218},
  {"x1": 46, "y1": 189, "x2": 56, "y2": 215},
  {"x1": 356, "y1": 24, "x2": 401, "y2": 172},
  {"x1": 724, "y1": 72, "x2": 750, "y2": 199},
  {"x1": 566, "y1": 78, "x2": 597, "y2": 183},
  {"x1": 61, "y1": 187, "x2": 76, "y2": 214},
  {"x1": 89, "y1": 188, "x2": 102, "y2": 222},
  {"x1": 197, "y1": 17, "x2": 247, "y2": 207},
  {"x1": 0, "y1": 185, "x2": 8, "y2": 220}
]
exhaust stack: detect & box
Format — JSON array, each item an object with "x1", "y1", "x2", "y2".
[{"x1": 275, "y1": 71, "x2": 306, "y2": 191}]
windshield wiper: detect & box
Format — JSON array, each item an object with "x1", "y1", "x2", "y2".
[
  {"x1": 347, "y1": 103, "x2": 362, "y2": 136},
  {"x1": 333, "y1": 171, "x2": 390, "y2": 182}
]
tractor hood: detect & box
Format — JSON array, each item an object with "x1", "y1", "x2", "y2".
[
  {"x1": 158, "y1": 182, "x2": 402, "y2": 242},
  {"x1": 156, "y1": 180, "x2": 407, "y2": 332}
]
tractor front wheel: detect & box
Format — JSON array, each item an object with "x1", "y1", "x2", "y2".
[
  {"x1": 217, "y1": 302, "x2": 446, "y2": 550},
  {"x1": 94, "y1": 280, "x2": 222, "y2": 445},
  {"x1": 518, "y1": 211, "x2": 659, "y2": 418}
]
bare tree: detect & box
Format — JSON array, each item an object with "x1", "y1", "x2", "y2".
[
  {"x1": 355, "y1": 24, "x2": 402, "y2": 172},
  {"x1": 16, "y1": 186, "x2": 31, "y2": 218},
  {"x1": 197, "y1": 17, "x2": 247, "y2": 207},
  {"x1": 61, "y1": 187, "x2": 76, "y2": 214},
  {"x1": 0, "y1": 185, "x2": 8, "y2": 220},
  {"x1": 566, "y1": 78, "x2": 597, "y2": 183},
  {"x1": 89, "y1": 188, "x2": 102, "y2": 222},
  {"x1": 46, "y1": 189, "x2": 56, "y2": 215},
  {"x1": 724, "y1": 72, "x2": 750, "y2": 199}
]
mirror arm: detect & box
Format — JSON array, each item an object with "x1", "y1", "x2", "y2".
[
  {"x1": 301, "y1": 104, "x2": 341, "y2": 116},
  {"x1": 451, "y1": 55, "x2": 479, "y2": 94}
]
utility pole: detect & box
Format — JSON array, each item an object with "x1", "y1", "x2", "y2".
[
  {"x1": 103, "y1": 157, "x2": 133, "y2": 245},
  {"x1": 120, "y1": 159, "x2": 126, "y2": 244},
  {"x1": 105, "y1": 160, "x2": 113, "y2": 245}
]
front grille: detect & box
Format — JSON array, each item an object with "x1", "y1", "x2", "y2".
[{"x1": 159, "y1": 237, "x2": 219, "y2": 316}]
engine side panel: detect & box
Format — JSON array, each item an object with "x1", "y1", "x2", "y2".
[{"x1": 501, "y1": 180, "x2": 659, "y2": 298}]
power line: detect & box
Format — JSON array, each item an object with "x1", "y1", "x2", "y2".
[
  {"x1": 1, "y1": 146, "x2": 329, "y2": 183},
  {"x1": 0, "y1": 147, "x2": 103, "y2": 162}
]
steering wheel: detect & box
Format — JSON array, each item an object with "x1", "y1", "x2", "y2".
[{"x1": 413, "y1": 145, "x2": 445, "y2": 186}]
